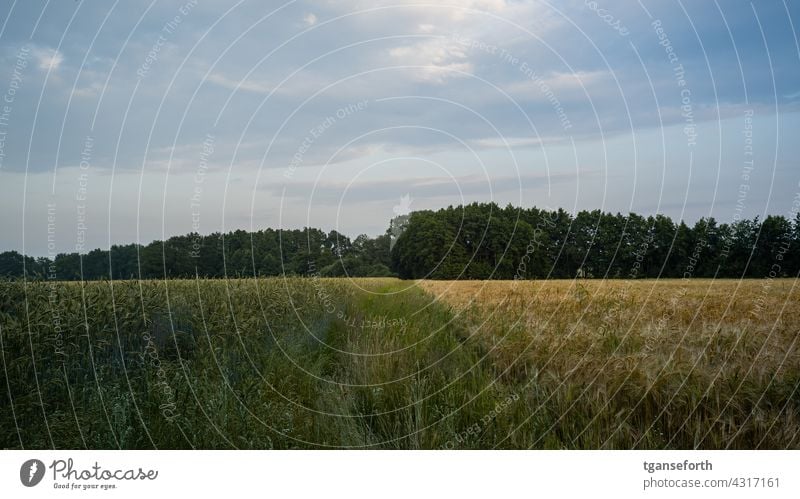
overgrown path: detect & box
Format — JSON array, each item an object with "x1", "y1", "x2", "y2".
[{"x1": 310, "y1": 278, "x2": 516, "y2": 449}]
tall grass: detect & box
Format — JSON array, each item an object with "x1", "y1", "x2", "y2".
[{"x1": 1, "y1": 277, "x2": 798, "y2": 449}]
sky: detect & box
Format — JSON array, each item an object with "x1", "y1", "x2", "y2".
[{"x1": 0, "y1": 0, "x2": 798, "y2": 256}]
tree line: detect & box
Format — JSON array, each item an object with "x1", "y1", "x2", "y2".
[
  {"x1": 2, "y1": 202, "x2": 798, "y2": 280},
  {"x1": 0, "y1": 228, "x2": 392, "y2": 280},
  {"x1": 392, "y1": 203, "x2": 799, "y2": 279}
]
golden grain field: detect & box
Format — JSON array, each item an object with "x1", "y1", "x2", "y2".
[{"x1": 419, "y1": 278, "x2": 800, "y2": 448}]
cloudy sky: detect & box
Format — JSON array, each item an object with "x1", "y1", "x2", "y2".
[{"x1": 1, "y1": 0, "x2": 798, "y2": 256}]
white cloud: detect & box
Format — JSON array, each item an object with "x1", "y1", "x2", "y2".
[
  {"x1": 32, "y1": 47, "x2": 63, "y2": 71},
  {"x1": 207, "y1": 72, "x2": 273, "y2": 94},
  {"x1": 303, "y1": 12, "x2": 318, "y2": 26},
  {"x1": 72, "y1": 82, "x2": 104, "y2": 98},
  {"x1": 471, "y1": 135, "x2": 565, "y2": 149},
  {"x1": 273, "y1": 170, "x2": 583, "y2": 205},
  {"x1": 328, "y1": 0, "x2": 508, "y2": 19},
  {"x1": 388, "y1": 37, "x2": 473, "y2": 83},
  {"x1": 341, "y1": 0, "x2": 561, "y2": 85},
  {"x1": 503, "y1": 70, "x2": 611, "y2": 101}
]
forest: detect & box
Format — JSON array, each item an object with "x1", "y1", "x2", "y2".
[{"x1": 1, "y1": 202, "x2": 798, "y2": 280}]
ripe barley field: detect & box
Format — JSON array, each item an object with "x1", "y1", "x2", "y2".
[
  {"x1": 419, "y1": 279, "x2": 800, "y2": 448},
  {"x1": 1, "y1": 278, "x2": 798, "y2": 449}
]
